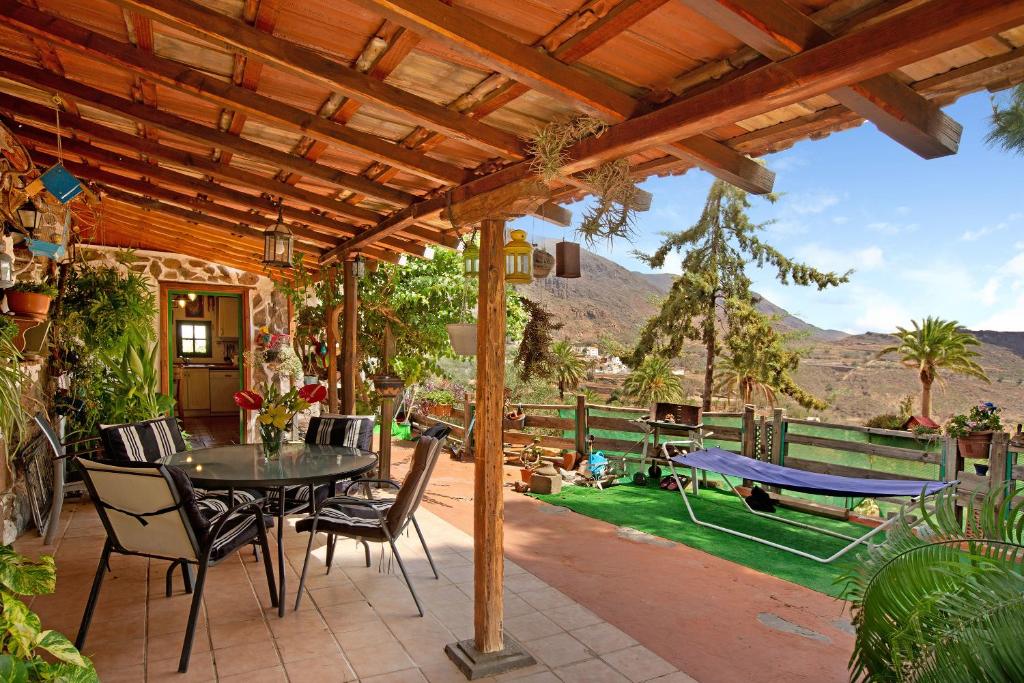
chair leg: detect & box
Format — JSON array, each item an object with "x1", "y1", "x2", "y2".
[
  {"x1": 411, "y1": 515, "x2": 439, "y2": 579},
  {"x1": 182, "y1": 564, "x2": 195, "y2": 594},
  {"x1": 362, "y1": 539, "x2": 371, "y2": 567},
  {"x1": 386, "y1": 533, "x2": 424, "y2": 617},
  {"x1": 165, "y1": 559, "x2": 180, "y2": 598},
  {"x1": 178, "y1": 560, "x2": 208, "y2": 673},
  {"x1": 256, "y1": 512, "x2": 277, "y2": 608},
  {"x1": 325, "y1": 534, "x2": 336, "y2": 575},
  {"x1": 294, "y1": 520, "x2": 321, "y2": 611},
  {"x1": 76, "y1": 539, "x2": 113, "y2": 650}
]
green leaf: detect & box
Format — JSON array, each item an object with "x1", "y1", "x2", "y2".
[
  {"x1": 29, "y1": 659, "x2": 98, "y2": 683},
  {"x1": 0, "y1": 655, "x2": 30, "y2": 683},
  {"x1": 35, "y1": 631, "x2": 89, "y2": 668},
  {"x1": 0, "y1": 548, "x2": 55, "y2": 596}
]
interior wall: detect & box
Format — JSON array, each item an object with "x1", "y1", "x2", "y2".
[{"x1": 170, "y1": 294, "x2": 240, "y2": 363}]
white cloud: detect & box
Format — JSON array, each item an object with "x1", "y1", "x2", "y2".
[
  {"x1": 788, "y1": 192, "x2": 840, "y2": 215},
  {"x1": 854, "y1": 298, "x2": 910, "y2": 334},
  {"x1": 896, "y1": 206, "x2": 911, "y2": 216},
  {"x1": 960, "y1": 211, "x2": 1023, "y2": 241},
  {"x1": 867, "y1": 221, "x2": 919, "y2": 235},
  {"x1": 832, "y1": 216, "x2": 850, "y2": 225},
  {"x1": 794, "y1": 243, "x2": 884, "y2": 272}
]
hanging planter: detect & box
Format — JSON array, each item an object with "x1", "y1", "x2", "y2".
[
  {"x1": 533, "y1": 246, "x2": 554, "y2": 278},
  {"x1": 5, "y1": 282, "x2": 56, "y2": 320},
  {"x1": 957, "y1": 431, "x2": 993, "y2": 460},
  {"x1": 556, "y1": 240, "x2": 581, "y2": 278},
  {"x1": 447, "y1": 323, "x2": 477, "y2": 356}
]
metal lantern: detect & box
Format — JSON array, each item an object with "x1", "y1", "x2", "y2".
[
  {"x1": 262, "y1": 202, "x2": 293, "y2": 269},
  {"x1": 0, "y1": 234, "x2": 14, "y2": 289},
  {"x1": 352, "y1": 256, "x2": 366, "y2": 278},
  {"x1": 16, "y1": 200, "x2": 40, "y2": 234},
  {"x1": 462, "y1": 241, "x2": 479, "y2": 277},
  {"x1": 556, "y1": 240, "x2": 581, "y2": 278},
  {"x1": 504, "y1": 229, "x2": 533, "y2": 285}
]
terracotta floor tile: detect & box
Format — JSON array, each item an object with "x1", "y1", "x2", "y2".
[
  {"x1": 569, "y1": 623, "x2": 638, "y2": 655},
  {"x1": 504, "y1": 612, "x2": 564, "y2": 642},
  {"x1": 342, "y1": 640, "x2": 415, "y2": 679},
  {"x1": 89, "y1": 635, "x2": 145, "y2": 672},
  {"x1": 600, "y1": 645, "x2": 677, "y2": 683},
  {"x1": 273, "y1": 627, "x2": 343, "y2": 662},
  {"x1": 99, "y1": 664, "x2": 146, "y2": 682},
  {"x1": 216, "y1": 665, "x2": 287, "y2": 682},
  {"x1": 209, "y1": 618, "x2": 272, "y2": 650},
  {"x1": 545, "y1": 604, "x2": 603, "y2": 631},
  {"x1": 266, "y1": 608, "x2": 328, "y2": 637},
  {"x1": 147, "y1": 627, "x2": 211, "y2": 661},
  {"x1": 147, "y1": 651, "x2": 217, "y2": 682},
  {"x1": 308, "y1": 581, "x2": 365, "y2": 608},
  {"x1": 522, "y1": 632, "x2": 593, "y2": 669},
  {"x1": 320, "y1": 601, "x2": 382, "y2": 633},
  {"x1": 209, "y1": 641, "x2": 282, "y2": 678},
  {"x1": 554, "y1": 658, "x2": 631, "y2": 683},
  {"x1": 363, "y1": 669, "x2": 431, "y2": 682},
  {"x1": 282, "y1": 652, "x2": 357, "y2": 681}
]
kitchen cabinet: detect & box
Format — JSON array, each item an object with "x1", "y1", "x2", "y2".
[
  {"x1": 180, "y1": 368, "x2": 210, "y2": 415},
  {"x1": 216, "y1": 298, "x2": 240, "y2": 339},
  {"x1": 209, "y1": 370, "x2": 240, "y2": 414}
]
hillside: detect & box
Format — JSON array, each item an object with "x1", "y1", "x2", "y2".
[{"x1": 523, "y1": 243, "x2": 1024, "y2": 426}]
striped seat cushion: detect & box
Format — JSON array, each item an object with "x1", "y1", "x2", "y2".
[
  {"x1": 265, "y1": 484, "x2": 331, "y2": 515},
  {"x1": 294, "y1": 498, "x2": 393, "y2": 535},
  {"x1": 305, "y1": 415, "x2": 375, "y2": 451},
  {"x1": 100, "y1": 418, "x2": 187, "y2": 463},
  {"x1": 195, "y1": 489, "x2": 263, "y2": 561}
]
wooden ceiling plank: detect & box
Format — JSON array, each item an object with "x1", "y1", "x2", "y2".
[
  {"x1": 0, "y1": 3, "x2": 468, "y2": 185},
  {"x1": 0, "y1": 57, "x2": 419, "y2": 207},
  {"x1": 558, "y1": 0, "x2": 1024, "y2": 174},
  {"x1": 105, "y1": 0, "x2": 526, "y2": 158},
  {"x1": 349, "y1": 0, "x2": 639, "y2": 122},
  {"x1": 17, "y1": 123, "x2": 428, "y2": 256},
  {"x1": 680, "y1": 0, "x2": 963, "y2": 158},
  {"x1": 351, "y1": 0, "x2": 772, "y2": 193},
  {"x1": 551, "y1": 0, "x2": 673, "y2": 63}
]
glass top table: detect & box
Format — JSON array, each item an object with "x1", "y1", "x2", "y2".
[{"x1": 163, "y1": 442, "x2": 377, "y2": 617}]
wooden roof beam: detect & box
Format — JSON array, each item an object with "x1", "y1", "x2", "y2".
[
  {"x1": 16, "y1": 124, "x2": 428, "y2": 257},
  {"x1": 0, "y1": 1, "x2": 468, "y2": 186},
  {"x1": 105, "y1": 0, "x2": 525, "y2": 158},
  {"x1": 680, "y1": 0, "x2": 963, "y2": 158},
  {"x1": 558, "y1": 0, "x2": 1024, "y2": 174},
  {"x1": 0, "y1": 58, "x2": 418, "y2": 207},
  {"x1": 355, "y1": 0, "x2": 773, "y2": 194}
]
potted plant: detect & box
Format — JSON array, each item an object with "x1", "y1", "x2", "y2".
[
  {"x1": 234, "y1": 383, "x2": 326, "y2": 460},
  {"x1": 420, "y1": 388, "x2": 456, "y2": 418},
  {"x1": 447, "y1": 322, "x2": 477, "y2": 356},
  {"x1": 945, "y1": 402, "x2": 1002, "y2": 459},
  {"x1": 4, "y1": 281, "x2": 57, "y2": 320}
]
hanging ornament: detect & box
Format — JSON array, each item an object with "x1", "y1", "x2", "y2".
[
  {"x1": 556, "y1": 240, "x2": 581, "y2": 278},
  {"x1": 0, "y1": 233, "x2": 15, "y2": 289},
  {"x1": 504, "y1": 229, "x2": 533, "y2": 285},
  {"x1": 24, "y1": 98, "x2": 83, "y2": 204},
  {"x1": 533, "y1": 244, "x2": 554, "y2": 278},
  {"x1": 461, "y1": 229, "x2": 479, "y2": 277}
]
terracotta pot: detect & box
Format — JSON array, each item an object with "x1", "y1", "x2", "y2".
[
  {"x1": 5, "y1": 291, "x2": 51, "y2": 320},
  {"x1": 503, "y1": 414, "x2": 526, "y2": 430},
  {"x1": 520, "y1": 468, "x2": 533, "y2": 484},
  {"x1": 533, "y1": 248, "x2": 555, "y2": 278},
  {"x1": 427, "y1": 403, "x2": 452, "y2": 418},
  {"x1": 447, "y1": 323, "x2": 477, "y2": 356},
  {"x1": 958, "y1": 430, "x2": 993, "y2": 459}
]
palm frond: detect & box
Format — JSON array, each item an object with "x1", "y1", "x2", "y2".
[{"x1": 844, "y1": 485, "x2": 1024, "y2": 681}]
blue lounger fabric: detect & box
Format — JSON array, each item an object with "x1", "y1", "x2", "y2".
[{"x1": 671, "y1": 447, "x2": 955, "y2": 498}]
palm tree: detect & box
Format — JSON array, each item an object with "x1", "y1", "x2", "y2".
[
  {"x1": 986, "y1": 84, "x2": 1024, "y2": 154},
  {"x1": 713, "y1": 353, "x2": 777, "y2": 408},
  {"x1": 623, "y1": 355, "x2": 682, "y2": 406},
  {"x1": 878, "y1": 317, "x2": 988, "y2": 419},
  {"x1": 550, "y1": 341, "x2": 586, "y2": 400},
  {"x1": 844, "y1": 485, "x2": 1024, "y2": 681}
]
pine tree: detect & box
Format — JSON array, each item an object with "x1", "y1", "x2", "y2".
[
  {"x1": 986, "y1": 84, "x2": 1024, "y2": 155},
  {"x1": 630, "y1": 180, "x2": 848, "y2": 410}
]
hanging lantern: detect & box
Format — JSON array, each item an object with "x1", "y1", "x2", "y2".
[
  {"x1": 174, "y1": 294, "x2": 188, "y2": 309},
  {"x1": 533, "y1": 245, "x2": 555, "y2": 279},
  {"x1": 0, "y1": 234, "x2": 15, "y2": 289},
  {"x1": 352, "y1": 255, "x2": 366, "y2": 278},
  {"x1": 462, "y1": 241, "x2": 479, "y2": 278},
  {"x1": 504, "y1": 229, "x2": 533, "y2": 285},
  {"x1": 16, "y1": 200, "x2": 40, "y2": 235},
  {"x1": 556, "y1": 240, "x2": 581, "y2": 278},
  {"x1": 187, "y1": 292, "x2": 197, "y2": 302},
  {"x1": 262, "y1": 201, "x2": 293, "y2": 269}
]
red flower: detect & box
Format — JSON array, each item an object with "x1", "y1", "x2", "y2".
[
  {"x1": 233, "y1": 390, "x2": 264, "y2": 411},
  {"x1": 298, "y1": 383, "x2": 327, "y2": 404}
]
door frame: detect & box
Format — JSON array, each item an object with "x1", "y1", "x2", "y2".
[{"x1": 159, "y1": 281, "x2": 252, "y2": 442}]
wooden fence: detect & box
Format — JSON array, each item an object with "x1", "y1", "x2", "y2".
[{"x1": 417, "y1": 395, "x2": 1020, "y2": 517}]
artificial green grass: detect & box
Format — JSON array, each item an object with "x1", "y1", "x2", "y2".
[{"x1": 530, "y1": 483, "x2": 869, "y2": 597}]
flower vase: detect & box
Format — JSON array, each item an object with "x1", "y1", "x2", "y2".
[{"x1": 260, "y1": 424, "x2": 284, "y2": 461}]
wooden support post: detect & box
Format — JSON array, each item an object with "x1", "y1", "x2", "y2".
[
  {"x1": 377, "y1": 324, "x2": 396, "y2": 481},
  {"x1": 326, "y1": 269, "x2": 341, "y2": 414},
  {"x1": 575, "y1": 393, "x2": 588, "y2": 457},
  {"x1": 446, "y1": 218, "x2": 535, "y2": 678},
  {"x1": 988, "y1": 431, "x2": 1010, "y2": 500},
  {"x1": 741, "y1": 404, "x2": 756, "y2": 487},
  {"x1": 341, "y1": 260, "x2": 359, "y2": 414},
  {"x1": 942, "y1": 435, "x2": 964, "y2": 524},
  {"x1": 768, "y1": 408, "x2": 784, "y2": 494}
]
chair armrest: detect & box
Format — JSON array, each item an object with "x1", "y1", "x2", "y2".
[
  {"x1": 342, "y1": 478, "x2": 401, "y2": 494},
  {"x1": 205, "y1": 496, "x2": 267, "y2": 538}
]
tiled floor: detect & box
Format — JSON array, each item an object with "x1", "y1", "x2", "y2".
[
  {"x1": 17, "y1": 500, "x2": 698, "y2": 683},
  {"x1": 182, "y1": 416, "x2": 241, "y2": 448}
]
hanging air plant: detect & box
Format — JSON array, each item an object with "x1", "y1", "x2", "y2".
[
  {"x1": 529, "y1": 115, "x2": 607, "y2": 183},
  {"x1": 577, "y1": 159, "x2": 644, "y2": 245}
]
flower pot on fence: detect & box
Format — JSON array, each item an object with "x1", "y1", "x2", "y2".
[
  {"x1": 503, "y1": 413, "x2": 526, "y2": 431},
  {"x1": 957, "y1": 430, "x2": 993, "y2": 459},
  {"x1": 5, "y1": 292, "x2": 51, "y2": 320},
  {"x1": 447, "y1": 323, "x2": 477, "y2": 356},
  {"x1": 427, "y1": 403, "x2": 453, "y2": 419}
]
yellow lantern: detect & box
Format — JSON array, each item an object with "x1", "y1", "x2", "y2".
[
  {"x1": 462, "y1": 241, "x2": 479, "y2": 277},
  {"x1": 504, "y1": 229, "x2": 533, "y2": 285}
]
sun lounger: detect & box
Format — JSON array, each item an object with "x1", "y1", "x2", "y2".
[{"x1": 668, "y1": 447, "x2": 956, "y2": 563}]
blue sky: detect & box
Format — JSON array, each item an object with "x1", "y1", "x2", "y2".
[{"x1": 512, "y1": 90, "x2": 1024, "y2": 334}]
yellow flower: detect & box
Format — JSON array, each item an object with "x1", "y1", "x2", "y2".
[{"x1": 260, "y1": 405, "x2": 292, "y2": 430}]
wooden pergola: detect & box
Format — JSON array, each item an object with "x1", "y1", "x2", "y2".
[{"x1": 2, "y1": 0, "x2": 1023, "y2": 675}]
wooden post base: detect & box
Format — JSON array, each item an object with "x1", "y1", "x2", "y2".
[{"x1": 444, "y1": 636, "x2": 536, "y2": 680}]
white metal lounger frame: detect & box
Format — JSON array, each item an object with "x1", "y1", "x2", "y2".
[{"x1": 666, "y1": 460, "x2": 952, "y2": 564}]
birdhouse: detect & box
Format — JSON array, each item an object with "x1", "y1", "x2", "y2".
[
  {"x1": 902, "y1": 415, "x2": 940, "y2": 431},
  {"x1": 504, "y1": 229, "x2": 533, "y2": 285}
]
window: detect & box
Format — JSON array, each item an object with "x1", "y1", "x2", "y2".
[{"x1": 177, "y1": 321, "x2": 212, "y2": 357}]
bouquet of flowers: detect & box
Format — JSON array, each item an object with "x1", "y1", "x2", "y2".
[
  {"x1": 234, "y1": 383, "x2": 327, "y2": 459},
  {"x1": 945, "y1": 402, "x2": 1002, "y2": 438}
]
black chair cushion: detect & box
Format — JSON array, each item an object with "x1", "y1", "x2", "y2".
[
  {"x1": 294, "y1": 498, "x2": 393, "y2": 541},
  {"x1": 100, "y1": 417, "x2": 187, "y2": 463},
  {"x1": 305, "y1": 416, "x2": 375, "y2": 451},
  {"x1": 265, "y1": 483, "x2": 331, "y2": 516}
]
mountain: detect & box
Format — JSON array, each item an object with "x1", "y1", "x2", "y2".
[{"x1": 521, "y1": 242, "x2": 1024, "y2": 425}]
